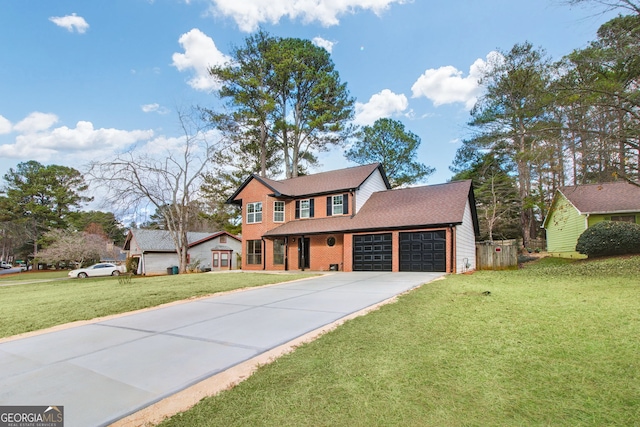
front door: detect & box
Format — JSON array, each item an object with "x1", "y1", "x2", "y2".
[{"x1": 298, "y1": 237, "x2": 310, "y2": 270}]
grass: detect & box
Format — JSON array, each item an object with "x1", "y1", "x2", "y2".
[
  {"x1": 160, "y1": 256, "x2": 640, "y2": 427},
  {"x1": 0, "y1": 272, "x2": 314, "y2": 338},
  {"x1": 0, "y1": 270, "x2": 69, "y2": 281}
]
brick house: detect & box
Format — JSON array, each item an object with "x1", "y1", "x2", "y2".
[{"x1": 227, "y1": 163, "x2": 479, "y2": 273}]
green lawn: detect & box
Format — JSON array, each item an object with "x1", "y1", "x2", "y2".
[
  {"x1": 0, "y1": 272, "x2": 313, "y2": 338},
  {"x1": 160, "y1": 256, "x2": 640, "y2": 427}
]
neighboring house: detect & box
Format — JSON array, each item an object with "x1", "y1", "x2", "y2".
[
  {"x1": 543, "y1": 181, "x2": 640, "y2": 257},
  {"x1": 227, "y1": 163, "x2": 479, "y2": 273},
  {"x1": 123, "y1": 229, "x2": 242, "y2": 275}
]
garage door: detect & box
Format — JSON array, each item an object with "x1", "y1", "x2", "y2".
[
  {"x1": 399, "y1": 231, "x2": 446, "y2": 272},
  {"x1": 353, "y1": 233, "x2": 392, "y2": 271}
]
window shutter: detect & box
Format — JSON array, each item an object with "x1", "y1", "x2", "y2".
[
  {"x1": 295, "y1": 200, "x2": 300, "y2": 219},
  {"x1": 327, "y1": 196, "x2": 332, "y2": 216},
  {"x1": 310, "y1": 198, "x2": 315, "y2": 217},
  {"x1": 343, "y1": 193, "x2": 349, "y2": 215}
]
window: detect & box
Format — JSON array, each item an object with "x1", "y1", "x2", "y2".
[
  {"x1": 326, "y1": 194, "x2": 349, "y2": 216},
  {"x1": 300, "y1": 199, "x2": 310, "y2": 218},
  {"x1": 274, "y1": 201, "x2": 285, "y2": 222},
  {"x1": 611, "y1": 215, "x2": 636, "y2": 223},
  {"x1": 273, "y1": 239, "x2": 285, "y2": 265},
  {"x1": 247, "y1": 202, "x2": 262, "y2": 224},
  {"x1": 332, "y1": 195, "x2": 343, "y2": 215},
  {"x1": 220, "y1": 235, "x2": 227, "y2": 243},
  {"x1": 212, "y1": 253, "x2": 219, "y2": 267},
  {"x1": 295, "y1": 199, "x2": 314, "y2": 219},
  {"x1": 221, "y1": 253, "x2": 229, "y2": 267},
  {"x1": 247, "y1": 240, "x2": 262, "y2": 265}
]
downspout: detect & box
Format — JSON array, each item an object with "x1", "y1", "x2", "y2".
[
  {"x1": 449, "y1": 225, "x2": 455, "y2": 274},
  {"x1": 284, "y1": 237, "x2": 289, "y2": 271},
  {"x1": 300, "y1": 235, "x2": 305, "y2": 271},
  {"x1": 262, "y1": 238, "x2": 266, "y2": 271}
]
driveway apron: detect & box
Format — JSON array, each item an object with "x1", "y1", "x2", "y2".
[{"x1": 0, "y1": 271, "x2": 444, "y2": 427}]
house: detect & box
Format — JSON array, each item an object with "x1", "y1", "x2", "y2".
[
  {"x1": 226, "y1": 163, "x2": 479, "y2": 273},
  {"x1": 543, "y1": 181, "x2": 640, "y2": 257},
  {"x1": 123, "y1": 229, "x2": 242, "y2": 275}
]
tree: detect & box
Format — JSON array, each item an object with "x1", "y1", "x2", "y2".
[
  {"x1": 209, "y1": 30, "x2": 280, "y2": 178},
  {"x1": 345, "y1": 118, "x2": 434, "y2": 188},
  {"x1": 463, "y1": 42, "x2": 555, "y2": 247},
  {"x1": 557, "y1": 14, "x2": 640, "y2": 182},
  {"x1": 0, "y1": 161, "x2": 92, "y2": 257},
  {"x1": 210, "y1": 32, "x2": 355, "y2": 179},
  {"x1": 452, "y1": 153, "x2": 520, "y2": 240},
  {"x1": 87, "y1": 108, "x2": 228, "y2": 273},
  {"x1": 69, "y1": 210, "x2": 127, "y2": 246},
  {"x1": 36, "y1": 229, "x2": 119, "y2": 267}
]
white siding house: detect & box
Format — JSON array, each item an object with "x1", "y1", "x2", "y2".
[
  {"x1": 455, "y1": 200, "x2": 477, "y2": 272},
  {"x1": 123, "y1": 229, "x2": 242, "y2": 275}
]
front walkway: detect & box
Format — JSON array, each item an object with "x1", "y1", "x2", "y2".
[{"x1": 0, "y1": 272, "x2": 444, "y2": 427}]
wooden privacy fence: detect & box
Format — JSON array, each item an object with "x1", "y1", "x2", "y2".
[{"x1": 476, "y1": 240, "x2": 519, "y2": 270}]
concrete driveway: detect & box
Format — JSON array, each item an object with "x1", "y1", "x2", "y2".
[{"x1": 0, "y1": 271, "x2": 444, "y2": 427}]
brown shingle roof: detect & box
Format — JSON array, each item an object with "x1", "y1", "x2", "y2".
[
  {"x1": 228, "y1": 163, "x2": 388, "y2": 204},
  {"x1": 560, "y1": 181, "x2": 640, "y2": 214},
  {"x1": 349, "y1": 180, "x2": 473, "y2": 230},
  {"x1": 263, "y1": 179, "x2": 475, "y2": 236}
]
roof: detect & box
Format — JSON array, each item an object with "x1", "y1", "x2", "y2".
[
  {"x1": 264, "y1": 179, "x2": 477, "y2": 236},
  {"x1": 559, "y1": 181, "x2": 640, "y2": 214},
  {"x1": 227, "y1": 163, "x2": 390, "y2": 204},
  {"x1": 123, "y1": 229, "x2": 239, "y2": 252}
]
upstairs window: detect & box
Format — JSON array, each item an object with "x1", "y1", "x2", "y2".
[
  {"x1": 326, "y1": 194, "x2": 349, "y2": 216},
  {"x1": 274, "y1": 201, "x2": 285, "y2": 222},
  {"x1": 247, "y1": 202, "x2": 262, "y2": 224},
  {"x1": 295, "y1": 199, "x2": 314, "y2": 219}
]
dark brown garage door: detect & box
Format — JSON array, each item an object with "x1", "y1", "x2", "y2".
[
  {"x1": 399, "y1": 231, "x2": 446, "y2": 272},
  {"x1": 353, "y1": 233, "x2": 392, "y2": 271}
]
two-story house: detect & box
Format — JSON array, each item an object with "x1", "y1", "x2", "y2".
[{"x1": 227, "y1": 163, "x2": 479, "y2": 273}]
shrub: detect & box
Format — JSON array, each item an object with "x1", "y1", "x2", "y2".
[
  {"x1": 576, "y1": 221, "x2": 640, "y2": 257},
  {"x1": 126, "y1": 257, "x2": 139, "y2": 274}
]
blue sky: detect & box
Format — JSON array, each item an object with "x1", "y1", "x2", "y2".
[{"x1": 0, "y1": 0, "x2": 617, "y2": 191}]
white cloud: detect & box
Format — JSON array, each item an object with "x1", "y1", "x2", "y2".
[
  {"x1": 49, "y1": 13, "x2": 89, "y2": 33},
  {"x1": 207, "y1": 0, "x2": 407, "y2": 32},
  {"x1": 354, "y1": 89, "x2": 408, "y2": 125},
  {"x1": 13, "y1": 112, "x2": 59, "y2": 133},
  {"x1": 1, "y1": 112, "x2": 154, "y2": 163},
  {"x1": 411, "y1": 51, "x2": 501, "y2": 110},
  {"x1": 171, "y1": 28, "x2": 231, "y2": 91},
  {"x1": 312, "y1": 37, "x2": 334, "y2": 53},
  {"x1": 141, "y1": 103, "x2": 169, "y2": 114},
  {"x1": 0, "y1": 115, "x2": 11, "y2": 134}
]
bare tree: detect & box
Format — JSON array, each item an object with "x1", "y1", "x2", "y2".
[
  {"x1": 36, "y1": 229, "x2": 119, "y2": 267},
  {"x1": 87, "y1": 108, "x2": 228, "y2": 273}
]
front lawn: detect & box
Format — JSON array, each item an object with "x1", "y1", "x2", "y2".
[
  {"x1": 0, "y1": 272, "x2": 313, "y2": 338},
  {"x1": 160, "y1": 256, "x2": 640, "y2": 427}
]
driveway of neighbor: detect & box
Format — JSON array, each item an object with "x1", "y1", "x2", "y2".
[{"x1": 0, "y1": 271, "x2": 444, "y2": 427}]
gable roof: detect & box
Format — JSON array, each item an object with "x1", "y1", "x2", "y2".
[
  {"x1": 263, "y1": 179, "x2": 478, "y2": 236},
  {"x1": 227, "y1": 163, "x2": 389, "y2": 204},
  {"x1": 123, "y1": 229, "x2": 239, "y2": 252},
  {"x1": 559, "y1": 181, "x2": 640, "y2": 214}
]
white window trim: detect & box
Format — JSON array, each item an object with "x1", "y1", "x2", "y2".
[
  {"x1": 274, "y1": 201, "x2": 285, "y2": 222},
  {"x1": 300, "y1": 199, "x2": 311, "y2": 218},
  {"x1": 332, "y1": 195, "x2": 344, "y2": 215},
  {"x1": 247, "y1": 202, "x2": 262, "y2": 224}
]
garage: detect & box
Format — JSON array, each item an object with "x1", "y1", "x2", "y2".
[
  {"x1": 353, "y1": 233, "x2": 392, "y2": 271},
  {"x1": 399, "y1": 231, "x2": 446, "y2": 272}
]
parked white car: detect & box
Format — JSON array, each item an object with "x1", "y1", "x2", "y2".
[
  {"x1": 68, "y1": 263, "x2": 125, "y2": 278},
  {"x1": 0, "y1": 261, "x2": 12, "y2": 269}
]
